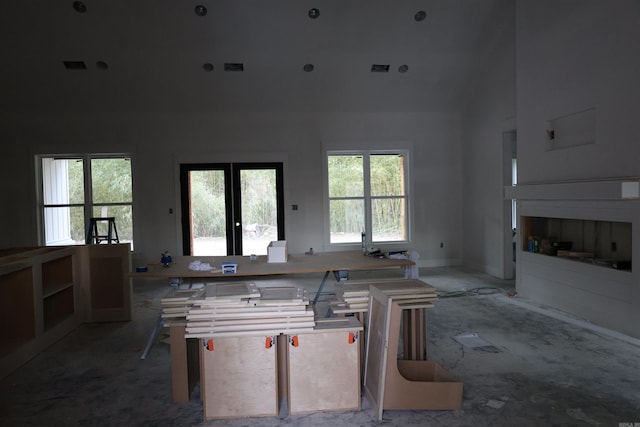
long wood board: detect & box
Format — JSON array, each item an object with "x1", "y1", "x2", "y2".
[{"x1": 130, "y1": 250, "x2": 414, "y2": 279}]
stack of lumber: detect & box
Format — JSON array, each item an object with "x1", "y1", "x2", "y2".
[
  {"x1": 184, "y1": 283, "x2": 316, "y2": 338},
  {"x1": 330, "y1": 282, "x2": 370, "y2": 314},
  {"x1": 330, "y1": 278, "x2": 438, "y2": 315},
  {"x1": 161, "y1": 287, "x2": 206, "y2": 326}
]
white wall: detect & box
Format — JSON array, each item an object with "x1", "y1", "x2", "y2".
[
  {"x1": 460, "y1": 2, "x2": 516, "y2": 278},
  {"x1": 516, "y1": 0, "x2": 640, "y2": 184},
  {"x1": 515, "y1": 0, "x2": 640, "y2": 338},
  {"x1": 0, "y1": 111, "x2": 464, "y2": 268}
]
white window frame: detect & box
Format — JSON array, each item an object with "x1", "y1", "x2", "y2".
[
  {"x1": 325, "y1": 149, "x2": 410, "y2": 248},
  {"x1": 36, "y1": 153, "x2": 133, "y2": 247}
]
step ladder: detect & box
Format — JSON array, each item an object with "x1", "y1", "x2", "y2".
[{"x1": 86, "y1": 217, "x2": 120, "y2": 244}]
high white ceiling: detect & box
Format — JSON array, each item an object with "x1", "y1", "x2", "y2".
[{"x1": 0, "y1": 0, "x2": 510, "y2": 113}]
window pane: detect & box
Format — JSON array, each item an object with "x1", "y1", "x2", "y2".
[
  {"x1": 92, "y1": 205, "x2": 133, "y2": 243},
  {"x1": 329, "y1": 199, "x2": 364, "y2": 243},
  {"x1": 43, "y1": 206, "x2": 85, "y2": 245},
  {"x1": 372, "y1": 198, "x2": 406, "y2": 242},
  {"x1": 42, "y1": 158, "x2": 84, "y2": 205},
  {"x1": 91, "y1": 158, "x2": 132, "y2": 204},
  {"x1": 371, "y1": 154, "x2": 405, "y2": 197},
  {"x1": 328, "y1": 155, "x2": 363, "y2": 198}
]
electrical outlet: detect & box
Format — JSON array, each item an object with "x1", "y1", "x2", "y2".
[{"x1": 440, "y1": 242, "x2": 444, "y2": 248}]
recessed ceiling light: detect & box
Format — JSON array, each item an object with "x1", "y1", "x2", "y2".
[
  {"x1": 224, "y1": 63, "x2": 244, "y2": 72},
  {"x1": 371, "y1": 64, "x2": 390, "y2": 73},
  {"x1": 195, "y1": 5, "x2": 207, "y2": 16},
  {"x1": 202, "y1": 63, "x2": 214, "y2": 72},
  {"x1": 303, "y1": 64, "x2": 314, "y2": 72},
  {"x1": 398, "y1": 65, "x2": 409, "y2": 73},
  {"x1": 414, "y1": 10, "x2": 427, "y2": 21},
  {"x1": 72, "y1": 1, "x2": 87, "y2": 13},
  {"x1": 96, "y1": 61, "x2": 108, "y2": 70},
  {"x1": 308, "y1": 8, "x2": 320, "y2": 19},
  {"x1": 63, "y1": 61, "x2": 87, "y2": 70}
]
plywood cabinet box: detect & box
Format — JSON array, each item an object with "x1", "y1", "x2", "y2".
[
  {"x1": 0, "y1": 244, "x2": 132, "y2": 379},
  {"x1": 198, "y1": 317, "x2": 364, "y2": 419},
  {"x1": 200, "y1": 335, "x2": 279, "y2": 419},
  {"x1": 77, "y1": 243, "x2": 132, "y2": 323},
  {"x1": 287, "y1": 317, "x2": 363, "y2": 415}
]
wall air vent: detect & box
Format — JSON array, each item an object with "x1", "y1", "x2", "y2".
[
  {"x1": 63, "y1": 61, "x2": 87, "y2": 70},
  {"x1": 224, "y1": 63, "x2": 244, "y2": 72},
  {"x1": 371, "y1": 64, "x2": 390, "y2": 73}
]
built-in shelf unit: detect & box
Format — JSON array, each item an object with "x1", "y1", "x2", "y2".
[
  {"x1": 0, "y1": 244, "x2": 132, "y2": 379},
  {"x1": 0, "y1": 246, "x2": 79, "y2": 379}
]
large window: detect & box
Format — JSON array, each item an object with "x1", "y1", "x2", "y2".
[
  {"x1": 39, "y1": 155, "x2": 133, "y2": 247},
  {"x1": 327, "y1": 151, "x2": 408, "y2": 245}
]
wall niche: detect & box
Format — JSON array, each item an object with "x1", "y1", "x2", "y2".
[{"x1": 521, "y1": 216, "x2": 632, "y2": 271}]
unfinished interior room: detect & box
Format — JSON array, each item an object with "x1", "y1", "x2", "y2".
[{"x1": 1, "y1": 1, "x2": 639, "y2": 426}]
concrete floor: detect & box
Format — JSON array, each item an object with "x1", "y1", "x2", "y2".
[{"x1": 1, "y1": 266, "x2": 639, "y2": 426}]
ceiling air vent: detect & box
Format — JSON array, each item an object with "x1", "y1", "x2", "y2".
[
  {"x1": 414, "y1": 10, "x2": 427, "y2": 22},
  {"x1": 72, "y1": 1, "x2": 87, "y2": 13},
  {"x1": 224, "y1": 63, "x2": 244, "y2": 72},
  {"x1": 370, "y1": 64, "x2": 390, "y2": 73},
  {"x1": 63, "y1": 61, "x2": 87, "y2": 70}
]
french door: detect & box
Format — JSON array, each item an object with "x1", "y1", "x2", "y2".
[{"x1": 180, "y1": 163, "x2": 284, "y2": 256}]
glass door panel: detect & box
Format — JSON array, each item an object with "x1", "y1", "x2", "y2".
[
  {"x1": 187, "y1": 169, "x2": 229, "y2": 256},
  {"x1": 237, "y1": 168, "x2": 279, "y2": 256}
]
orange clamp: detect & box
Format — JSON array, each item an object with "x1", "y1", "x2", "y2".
[
  {"x1": 348, "y1": 331, "x2": 358, "y2": 344},
  {"x1": 265, "y1": 337, "x2": 273, "y2": 348},
  {"x1": 290, "y1": 335, "x2": 299, "y2": 347},
  {"x1": 204, "y1": 339, "x2": 214, "y2": 351}
]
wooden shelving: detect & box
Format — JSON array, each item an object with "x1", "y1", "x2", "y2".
[
  {"x1": 0, "y1": 246, "x2": 79, "y2": 379},
  {"x1": 43, "y1": 286, "x2": 75, "y2": 331},
  {"x1": 42, "y1": 255, "x2": 74, "y2": 295},
  {"x1": 0, "y1": 243, "x2": 131, "y2": 379}
]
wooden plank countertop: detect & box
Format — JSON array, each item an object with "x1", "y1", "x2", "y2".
[{"x1": 129, "y1": 250, "x2": 413, "y2": 279}]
